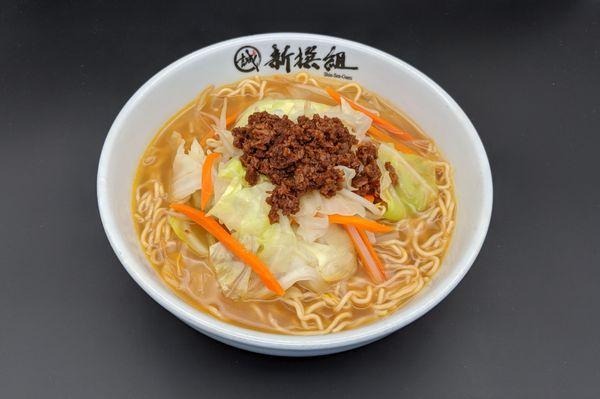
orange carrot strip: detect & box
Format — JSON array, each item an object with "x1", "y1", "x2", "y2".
[
  {"x1": 342, "y1": 225, "x2": 385, "y2": 284},
  {"x1": 324, "y1": 86, "x2": 342, "y2": 105},
  {"x1": 328, "y1": 214, "x2": 393, "y2": 233},
  {"x1": 170, "y1": 204, "x2": 285, "y2": 296},
  {"x1": 367, "y1": 126, "x2": 416, "y2": 154},
  {"x1": 356, "y1": 227, "x2": 386, "y2": 277},
  {"x1": 325, "y1": 87, "x2": 414, "y2": 141},
  {"x1": 200, "y1": 152, "x2": 221, "y2": 210},
  {"x1": 225, "y1": 111, "x2": 239, "y2": 127}
]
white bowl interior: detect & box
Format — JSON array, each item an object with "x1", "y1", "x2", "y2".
[{"x1": 98, "y1": 33, "x2": 492, "y2": 356}]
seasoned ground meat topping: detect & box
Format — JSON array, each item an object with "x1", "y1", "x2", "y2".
[
  {"x1": 353, "y1": 142, "x2": 382, "y2": 197},
  {"x1": 384, "y1": 161, "x2": 399, "y2": 186},
  {"x1": 232, "y1": 111, "x2": 381, "y2": 223}
]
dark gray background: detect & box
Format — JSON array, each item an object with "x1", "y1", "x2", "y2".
[{"x1": 1, "y1": 1, "x2": 599, "y2": 397}]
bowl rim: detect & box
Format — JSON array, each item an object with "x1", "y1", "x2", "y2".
[{"x1": 97, "y1": 32, "x2": 493, "y2": 352}]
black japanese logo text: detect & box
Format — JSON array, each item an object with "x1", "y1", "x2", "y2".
[
  {"x1": 234, "y1": 44, "x2": 359, "y2": 77},
  {"x1": 234, "y1": 46, "x2": 261, "y2": 73}
]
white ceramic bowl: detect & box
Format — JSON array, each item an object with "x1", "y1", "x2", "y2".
[{"x1": 98, "y1": 33, "x2": 492, "y2": 356}]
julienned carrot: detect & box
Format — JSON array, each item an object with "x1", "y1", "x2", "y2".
[
  {"x1": 325, "y1": 87, "x2": 414, "y2": 141},
  {"x1": 324, "y1": 86, "x2": 343, "y2": 104},
  {"x1": 356, "y1": 227, "x2": 386, "y2": 277},
  {"x1": 328, "y1": 214, "x2": 394, "y2": 233},
  {"x1": 367, "y1": 126, "x2": 416, "y2": 155},
  {"x1": 170, "y1": 203, "x2": 285, "y2": 296},
  {"x1": 200, "y1": 152, "x2": 221, "y2": 210},
  {"x1": 342, "y1": 225, "x2": 385, "y2": 284},
  {"x1": 225, "y1": 111, "x2": 239, "y2": 127}
]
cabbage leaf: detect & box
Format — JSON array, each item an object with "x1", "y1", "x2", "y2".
[
  {"x1": 170, "y1": 138, "x2": 205, "y2": 201},
  {"x1": 295, "y1": 191, "x2": 365, "y2": 242},
  {"x1": 256, "y1": 216, "x2": 329, "y2": 295},
  {"x1": 207, "y1": 158, "x2": 273, "y2": 237},
  {"x1": 378, "y1": 143, "x2": 438, "y2": 221},
  {"x1": 235, "y1": 98, "x2": 332, "y2": 127},
  {"x1": 168, "y1": 216, "x2": 212, "y2": 257},
  {"x1": 303, "y1": 224, "x2": 357, "y2": 282},
  {"x1": 209, "y1": 234, "x2": 257, "y2": 299}
]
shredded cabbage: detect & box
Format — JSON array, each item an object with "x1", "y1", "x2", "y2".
[
  {"x1": 294, "y1": 183, "x2": 387, "y2": 242},
  {"x1": 335, "y1": 165, "x2": 357, "y2": 190},
  {"x1": 210, "y1": 214, "x2": 356, "y2": 299},
  {"x1": 235, "y1": 98, "x2": 332, "y2": 127},
  {"x1": 207, "y1": 98, "x2": 242, "y2": 161},
  {"x1": 212, "y1": 157, "x2": 246, "y2": 202},
  {"x1": 378, "y1": 143, "x2": 438, "y2": 221},
  {"x1": 207, "y1": 158, "x2": 273, "y2": 237},
  {"x1": 304, "y1": 224, "x2": 357, "y2": 282},
  {"x1": 338, "y1": 189, "x2": 383, "y2": 216},
  {"x1": 257, "y1": 216, "x2": 328, "y2": 294},
  {"x1": 295, "y1": 191, "x2": 365, "y2": 242},
  {"x1": 206, "y1": 162, "x2": 358, "y2": 298},
  {"x1": 170, "y1": 138, "x2": 206, "y2": 201},
  {"x1": 168, "y1": 216, "x2": 212, "y2": 257},
  {"x1": 209, "y1": 234, "x2": 257, "y2": 299},
  {"x1": 295, "y1": 212, "x2": 330, "y2": 243},
  {"x1": 324, "y1": 98, "x2": 372, "y2": 142}
]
